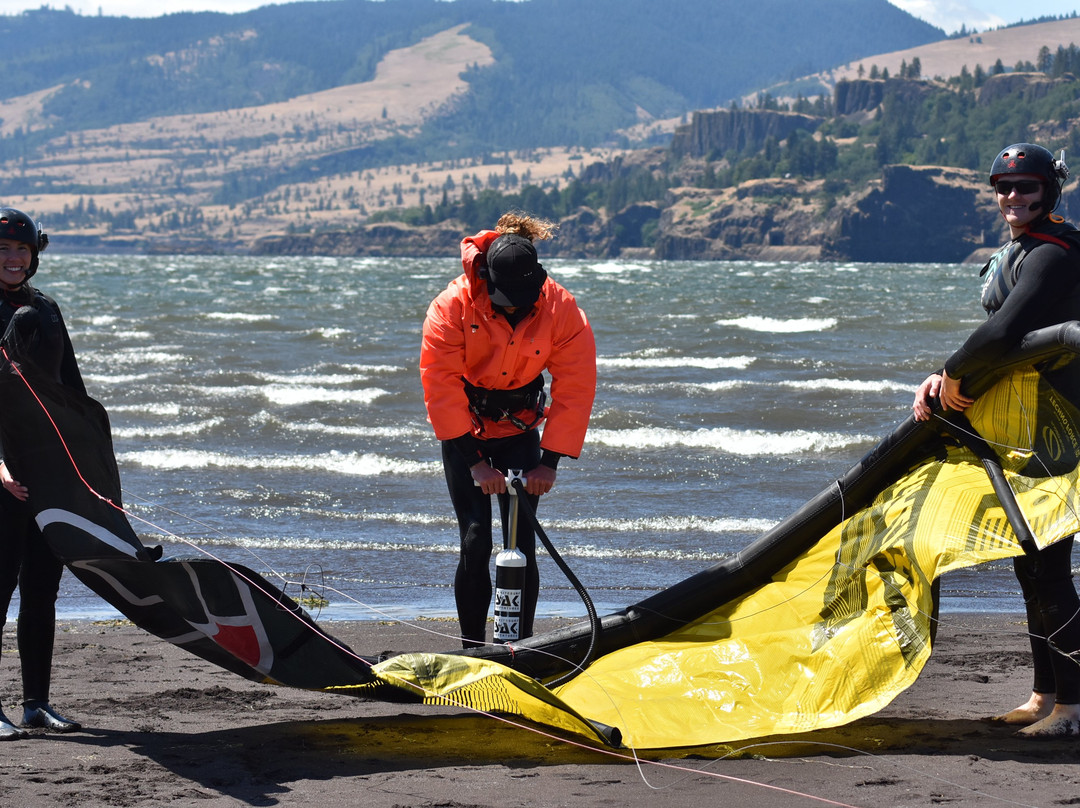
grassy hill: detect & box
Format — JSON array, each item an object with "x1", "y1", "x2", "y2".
[
  {"x1": 1, "y1": 3, "x2": 1075, "y2": 254},
  {"x1": 3, "y1": 0, "x2": 939, "y2": 144},
  {"x1": 7, "y1": 25, "x2": 614, "y2": 250},
  {"x1": 831, "y1": 17, "x2": 1080, "y2": 82}
]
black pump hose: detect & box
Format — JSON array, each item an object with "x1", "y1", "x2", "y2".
[{"x1": 510, "y1": 477, "x2": 601, "y2": 686}]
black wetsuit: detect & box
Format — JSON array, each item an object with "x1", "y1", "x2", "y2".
[
  {"x1": 948, "y1": 218, "x2": 1080, "y2": 400},
  {"x1": 442, "y1": 431, "x2": 542, "y2": 647},
  {"x1": 0, "y1": 285, "x2": 85, "y2": 705},
  {"x1": 947, "y1": 217, "x2": 1080, "y2": 703}
]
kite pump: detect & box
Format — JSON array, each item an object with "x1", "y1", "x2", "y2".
[
  {"x1": 493, "y1": 470, "x2": 528, "y2": 643},
  {"x1": 487, "y1": 470, "x2": 601, "y2": 684}
]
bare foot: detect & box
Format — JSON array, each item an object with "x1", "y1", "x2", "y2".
[
  {"x1": 993, "y1": 691, "x2": 1053, "y2": 725},
  {"x1": 1016, "y1": 704, "x2": 1080, "y2": 738}
]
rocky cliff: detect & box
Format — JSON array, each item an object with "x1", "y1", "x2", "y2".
[
  {"x1": 254, "y1": 222, "x2": 464, "y2": 257},
  {"x1": 654, "y1": 178, "x2": 830, "y2": 261},
  {"x1": 977, "y1": 71, "x2": 1074, "y2": 105},
  {"x1": 669, "y1": 109, "x2": 823, "y2": 159},
  {"x1": 834, "y1": 77, "x2": 936, "y2": 116},
  {"x1": 252, "y1": 165, "x2": 1024, "y2": 264},
  {"x1": 824, "y1": 165, "x2": 1004, "y2": 263},
  {"x1": 646, "y1": 165, "x2": 1012, "y2": 264}
]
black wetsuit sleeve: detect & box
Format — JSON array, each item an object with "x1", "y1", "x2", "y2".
[
  {"x1": 0, "y1": 299, "x2": 85, "y2": 463},
  {"x1": 36, "y1": 294, "x2": 85, "y2": 395},
  {"x1": 56, "y1": 310, "x2": 86, "y2": 396},
  {"x1": 450, "y1": 433, "x2": 485, "y2": 466},
  {"x1": 945, "y1": 241, "x2": 1078, "y2": 380},
  {"x1": 540, "y1": 449, "x2": 563, "y2": 469}
]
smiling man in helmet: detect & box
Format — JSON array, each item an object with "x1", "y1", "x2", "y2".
[{"x1": 914, "y1": 144, "x2": 1080, "y2": 737}]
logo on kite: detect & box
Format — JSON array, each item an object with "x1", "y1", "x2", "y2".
[{"x1": 1042, "y1": 424, "x2": 1064, "y2": 462}]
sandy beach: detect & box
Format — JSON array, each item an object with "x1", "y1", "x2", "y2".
[{"x1": 1, "y1": 612, "x2": 1076, "y2": 808}]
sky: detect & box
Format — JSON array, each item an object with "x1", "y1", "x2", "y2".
[
  {"x1": 890, "y1": 0, "x2": 1077, "y2": 32},
  {"x1": 0, "y1": 0, "x2": 1075, "y2": 33}
]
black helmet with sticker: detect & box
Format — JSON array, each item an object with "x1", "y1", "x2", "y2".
[
  {"x1": 0, "y1": 208, "x2": 48, "y2": 280},
  {"x1": 989, "y1": 143, "x2": 1070, "y2": 214}
]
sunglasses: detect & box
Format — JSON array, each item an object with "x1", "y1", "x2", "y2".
[{"x1": 995, "y1": 179, "x2": 1043, "y2": 195}]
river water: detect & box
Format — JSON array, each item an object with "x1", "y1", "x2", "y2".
[{"x1": 8, "y1": 253, "x2": 1028, "y2": 621}]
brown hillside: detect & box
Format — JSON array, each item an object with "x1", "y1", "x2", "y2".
[
  {"x1": 16, "y1": 25, "x2": 491, "y2": 187},
  {"x1": 3, "y1": 25, "x2": 487, "y2": 142},
  {"x1": 9, "y1": 25, "x2": 624, "y2": 250},
  {"x1": 828, "y1": 17, "x2": 1080, "y2": 82}
]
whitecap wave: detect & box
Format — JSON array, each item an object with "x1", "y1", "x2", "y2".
[
  {"x1": 112, "y1": 418, "x2": 224, "y2": 439},
  {"x1": 204, "y1": 312, "x2": 275, "y2": 322},
  {"x1": 716, "y1": 316, "x2": 837, "y2": 333},
  {"x1": 117, "y1": 449, "x2": 439, "y2": 475},
  {"x1": 285, "y1": 421, "x2": 428, "y2": 439},
  {"x1": 588, "y1": 425, "x2": 871, "y2": 454},
  {"x1": 588, "y1": 261, "x2": 652, "y2": 274},
  {"x1": 599, "y1": 355, "x2": 755, "y2": 370},
  {"x1": 546, "y1": 514, "x2": 776, "y2": 536},
  {"x1": 186, "y1": 383, "x2": 389, "y2": 406},
  {"x1": 108, "y1": 402, "x2": 182, "y2": 416},
  {"x1": 108, "y1": 348, "x2": 186, "y2": 366},
  {"x1": 779, "y1": 378, "x2": 910, "y2": 394},
  {"x1": 84, "y1": 372, "x2": 158, "y2": 384},
  {"x1": 261, "y1": 385, "x2": 390, "y2": 406},
  {"x1": 259, "y1": 372, "x2": 373, "y2": 386}
]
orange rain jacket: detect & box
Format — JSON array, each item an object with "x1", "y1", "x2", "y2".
[{"x1": 420, "y1": 229, "x2": 597, "y2": 458}]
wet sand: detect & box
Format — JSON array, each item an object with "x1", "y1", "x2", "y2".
[{"x1": 1, "y1": 612, "x2": 1076, "y2": 808}]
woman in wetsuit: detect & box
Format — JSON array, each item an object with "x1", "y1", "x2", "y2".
[
  {"x1": 913, "y1": 143, "x2": 1080, "y2": 738},
  {"x1": 0, "y1": 208, "x2": 85, "y2": 738}
]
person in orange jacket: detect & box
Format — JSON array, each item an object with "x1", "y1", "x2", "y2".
[{"x1": 421, "y1": 212, "x2": 596, "y2": 648}]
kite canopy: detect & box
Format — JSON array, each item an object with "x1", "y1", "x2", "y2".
[
  {"x1": 3, "y1": 324, "x2": 1080, "y2": 750},
  {"x1": 0, "y1": 353, "x2": 377, "y2": 690}
]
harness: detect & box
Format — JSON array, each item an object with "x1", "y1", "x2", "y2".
[
  {"x1": 980, "y1": 219, "x2": 1080, "y2": 314},
  {"x1": 463, "y1": 375, "x2": 547, "y2": 433}
]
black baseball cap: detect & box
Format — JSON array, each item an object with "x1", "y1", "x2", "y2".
[{"x1": 485, "y1": 234, "x2": 547, "y2": 308}]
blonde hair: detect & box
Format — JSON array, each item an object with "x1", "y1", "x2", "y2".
[{"x1": 495, "y1": 211, "x2": 557, "y2": 242}]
